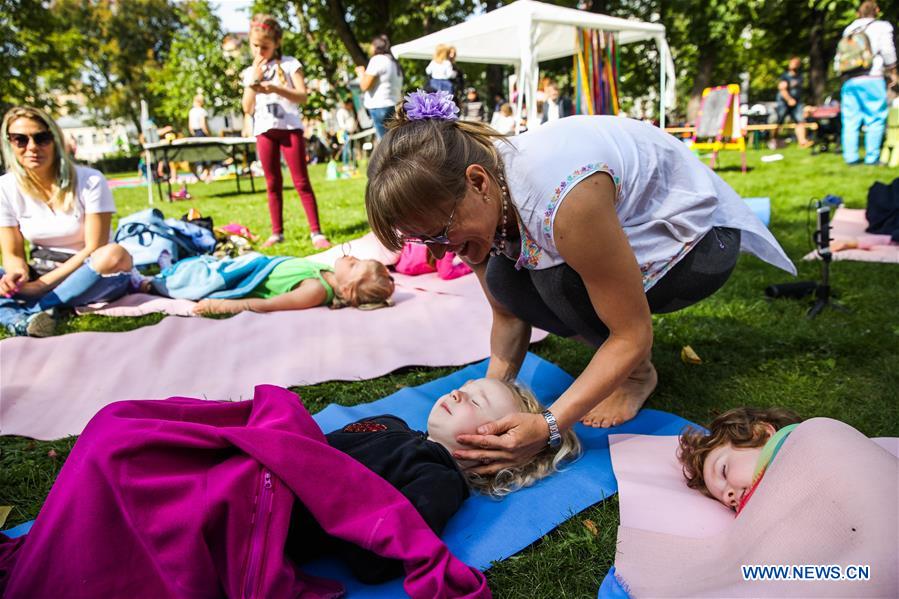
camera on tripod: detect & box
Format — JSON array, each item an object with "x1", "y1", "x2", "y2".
[{"x1": 764, "y1": 195, "x2": 847, "y2": 317}]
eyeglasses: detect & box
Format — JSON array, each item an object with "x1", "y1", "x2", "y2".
[
  {"x1": 403, "y1": 196, "x2": 463, "y2": 246},
  {"x1": 7, "y1": 131, "x2": 54, "y2": 149}
]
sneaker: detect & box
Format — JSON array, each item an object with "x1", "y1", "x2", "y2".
[
  {"x1": 261, "y1": 234, "x2": 284, "y2": 248},
  {"x1": 25, "y1": 310, "x2": 56, "y2": 338},
  {"x1": 311, "y1": 233, "x2": 332, "y2": 249}
]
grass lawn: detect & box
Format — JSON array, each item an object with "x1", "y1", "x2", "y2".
[{"x1": 1, "y1": 146, "x2": 898, "y2": 597}]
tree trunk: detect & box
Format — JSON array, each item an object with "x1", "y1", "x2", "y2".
[
  {"x1": 686, "y1": 46, "x2": 717, "y2": 123},
  {"x1": 324, "y1": 0, "x2": 367, "y2": 66},
  {"x1": 295, "y1": 3, "x2": 337, "y2": 81},
  {"x1": 807, "y1": 7, "x2": 827, "y2": 105}
]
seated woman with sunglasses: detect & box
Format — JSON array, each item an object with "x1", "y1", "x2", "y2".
[{"x1": 0, "y1": 106, "x2": 133, "y2": 337}]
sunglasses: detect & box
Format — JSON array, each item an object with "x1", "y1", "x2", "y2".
[
  {"x1": 403, "y1": 196, "x2": 463, "y2": 246},
  {"x1": 7, "y1": 131, "x2": 54, "y2": 149}
]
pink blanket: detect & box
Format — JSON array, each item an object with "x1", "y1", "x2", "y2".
[
  {"x1": 1, "y1": 236, "x2": 547, "y2": 440},
  {"x1": 609, "y1": 422, "x2": 898, "y2": 597},
  {"x1": 802, "y1": 207, "x2": 898, "y2": 263}
]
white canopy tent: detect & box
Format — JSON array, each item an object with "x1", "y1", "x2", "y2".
[{"x1": 392, "y1": 0, "x2": 676, "y2": 128}]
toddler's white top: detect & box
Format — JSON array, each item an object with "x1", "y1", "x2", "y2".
[
  {"x1": 426, "y1": 59, "x2": 456, "y2": 80},
  {"x1": 242, "y1": 56, "x2": 304, "y2": 136},
  {"x1": 495, "y1": 115, "x2": 796, "y2": 290},
  {"x1": 0, "y1": 166, "x2": 115, "y2": 253}
]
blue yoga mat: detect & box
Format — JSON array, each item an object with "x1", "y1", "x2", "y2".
[
  {"x1": 4, "y1": 353, "x2": 694, "y2": 598},
  {"x1": 744, "y1": 197, "x2": 771, "y2": 226}
]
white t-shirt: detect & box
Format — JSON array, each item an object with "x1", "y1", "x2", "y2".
[
  {"x1": 495, "y1": 116, "x2": 796, "y2": 290},
  {"x1": 363, "y1": 54, "x2": 403, "y2": 109},
  {"x1": 335, "y1": 107, "x2": 358, "y2": 133},
  {"x1": 188, "y1": 106, "x2": 208, "y2": 132},
  {"x1": 841, "y1": 18, "x2": 897, "y2": 78},
  {"x1": 426, "y1": 59, "x2": 456, "y2": 80},
  {"x1": 0, "y1": 165, "x2": 116, "y2": 253},
  {"x1": 241, "y1": 56, "x2": 305, "y2": 136}
]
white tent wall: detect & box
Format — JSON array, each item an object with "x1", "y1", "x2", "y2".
[{"x1": 392, "y1": 0, "x2": 675, "y2": 127}]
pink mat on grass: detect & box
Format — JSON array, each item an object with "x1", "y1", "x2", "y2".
[
  {"x1": 802, "y1": 207, "x2": 899, "y2": 263},
  {"x1": 76, "y1": 233, "x2": 403, "y2": 317},
  {"x1": 608, "y1": 433, "x2": 899, "y2": 539},
  {"x1": 2, "y1": 235, "x2": 547, "y2": 440}
]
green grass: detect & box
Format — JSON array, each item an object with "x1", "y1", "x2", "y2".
[{"x1": 2, "y1": 148, "x2": 898, "y2": 597}]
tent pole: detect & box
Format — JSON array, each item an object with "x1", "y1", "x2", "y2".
[
  {"x1": 658, "y1": 35, "x2": 667, "y2": 128},
  {"x1": 514, "y1": 62, "x2": 523, "y2": 134}
]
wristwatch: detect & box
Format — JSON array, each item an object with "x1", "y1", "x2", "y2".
[{"x1": 542, "y1": 410, "x2": 562, "y2": 448}]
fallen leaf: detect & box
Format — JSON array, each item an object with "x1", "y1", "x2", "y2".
[
  {"x1": 681, "y1": 345, "x2": 702, "y2": 365},
  {"x1": 583, "y1": 519, "x2": 599, "y2": 537}
]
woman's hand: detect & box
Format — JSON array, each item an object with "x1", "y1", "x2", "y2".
[
  {"x1": 0, "y1": 270, "x2": 26, "y2": 297},
  {"x1": 354, "y1": 65, "x2": 366, "y2": 77},
  {"x1": 193, "y1": 298, "x2": 245, "y2": 315},
  {"x1": 453, "y1": 412, "x2": 550, "y2": 475},
  {"x1": 252, "y1": 54, "x2": 266, "y2": 82}
]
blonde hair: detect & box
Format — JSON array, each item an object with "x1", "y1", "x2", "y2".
[
  {"x1": 433, "y1": 44, "x2": 450, "y2": 62},
  {"x1": 467, "y1": 381, "x2": 581, "y2": 497},
  {"x1": 365, "y1": 101, "x2": 511, "y2": 252},
  {"x1": 1, "y1": 106, "x2": 77, "y2": 213},
  {"x1": 330, "y1": 259, "x2": 395, "y2": 310},
  {"x1": 678, "y1": 407, "x2": 802, "y2": 498}
]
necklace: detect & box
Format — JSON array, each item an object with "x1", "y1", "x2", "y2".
[{"x1": 490, "y1": 170, "x2": 510, "y2": 256}]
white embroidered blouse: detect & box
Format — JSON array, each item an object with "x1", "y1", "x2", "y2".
[{"x1": 495, "y1": 115, "x2": 796, "y2": 290}]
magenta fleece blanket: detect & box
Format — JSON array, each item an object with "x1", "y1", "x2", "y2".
[{"x1": 0, "y1": 385, "x2": 489, "y2": 598}]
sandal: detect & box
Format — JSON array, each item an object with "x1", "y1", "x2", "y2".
[
  {"x1": 311, "y1": 233, "x2": 332, "y2": 249},
  {"x1": 261, "y1": 234, "x2": 284, "y2": 248}
]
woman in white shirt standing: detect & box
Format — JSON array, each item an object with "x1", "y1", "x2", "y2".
[
  {"x1": 355, "y1": 34, "x2": 404, "y2": 140},
  {"x1": 242, "y1": 13, "x2": 331, "y2": 249},
  {"x1": 0, "y1": 106, "x2": 133, "y2": 337}
]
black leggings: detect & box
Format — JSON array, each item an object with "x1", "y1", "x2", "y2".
[{"x1": 485, "y1": 227, "x2": 741, "y2": 346}]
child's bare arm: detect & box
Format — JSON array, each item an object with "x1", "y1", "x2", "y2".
[{"x1": 194, "y1": 279, "x2": 328, "y2": 315}]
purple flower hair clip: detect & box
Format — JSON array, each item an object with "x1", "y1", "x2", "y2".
[{"x1": 403, "y1": 89, "x2": 459, "y2": 121}]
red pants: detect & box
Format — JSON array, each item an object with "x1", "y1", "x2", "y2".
[{"x1": 256, "y1": 128, "x2": 322, "y2": 235}]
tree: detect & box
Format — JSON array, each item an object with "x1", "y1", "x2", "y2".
[
  {"x1": 0, "y1": 0, "x2": 84, "y2": 113},
  {"x1": 148, "y1": 0, "x2": 243, "y2": 127},
  {"x1": 62, "y1": 0, "x2": 181, "y2": 132},
  {"x1": 752, "y1": 0, "x2": 899, "y2": 105}
]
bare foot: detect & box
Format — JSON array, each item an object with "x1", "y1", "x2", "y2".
[{"x1": 581, "y1": 359, "x2": 658, "y2": 428}]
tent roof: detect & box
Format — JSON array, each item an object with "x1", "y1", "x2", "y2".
[{"x1": 392, "y1": 0, "x2": 666, "y2": 65}]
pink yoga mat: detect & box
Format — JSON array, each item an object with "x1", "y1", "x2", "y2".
[
  {"x1": 1, "y1": 236, "x2": 547, "y2": 440},
  {"x1": 802, "y1": 207, "x2": 898, "y2": 264},
  {"x1": 608, "y1": 433, "x2": 899, "y2": 539}
]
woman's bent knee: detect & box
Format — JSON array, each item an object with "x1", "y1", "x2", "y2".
[{"x1": 90, "y1": 244, "x2": 133, "y2": 274}]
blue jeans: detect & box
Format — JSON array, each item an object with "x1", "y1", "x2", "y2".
[
  {"x1": 368, "y1": 106, "x2": 396, "y2": 140},
  {"x1": 841, "y1": 76, "x2": 888, "y2": 164},
  {"x1": 429, "y1": 78, "x2": 454, "y2": 94},
  {"x1": 0, "y1": 262, "x2": 131, "y2": 334}
]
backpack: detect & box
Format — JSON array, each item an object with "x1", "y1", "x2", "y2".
[
  {"x1": 114, "y1": 208, "x2": 207, "y2": 269},
  {"x1": 834, "y1": 21, "x2": 874, "y2": 76}
]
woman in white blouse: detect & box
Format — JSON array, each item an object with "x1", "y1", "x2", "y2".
[{"x1": 0, "y1": 106, "x2": 132, "y2": 337}]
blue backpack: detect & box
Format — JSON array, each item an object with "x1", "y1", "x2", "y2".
[{"x1": 114, "y1": 208, "x2": 214, "y2": 269}]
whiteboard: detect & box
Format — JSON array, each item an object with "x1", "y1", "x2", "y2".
[{"x1": 695, "y1": 88, "x2": 732, "y2": 139}]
